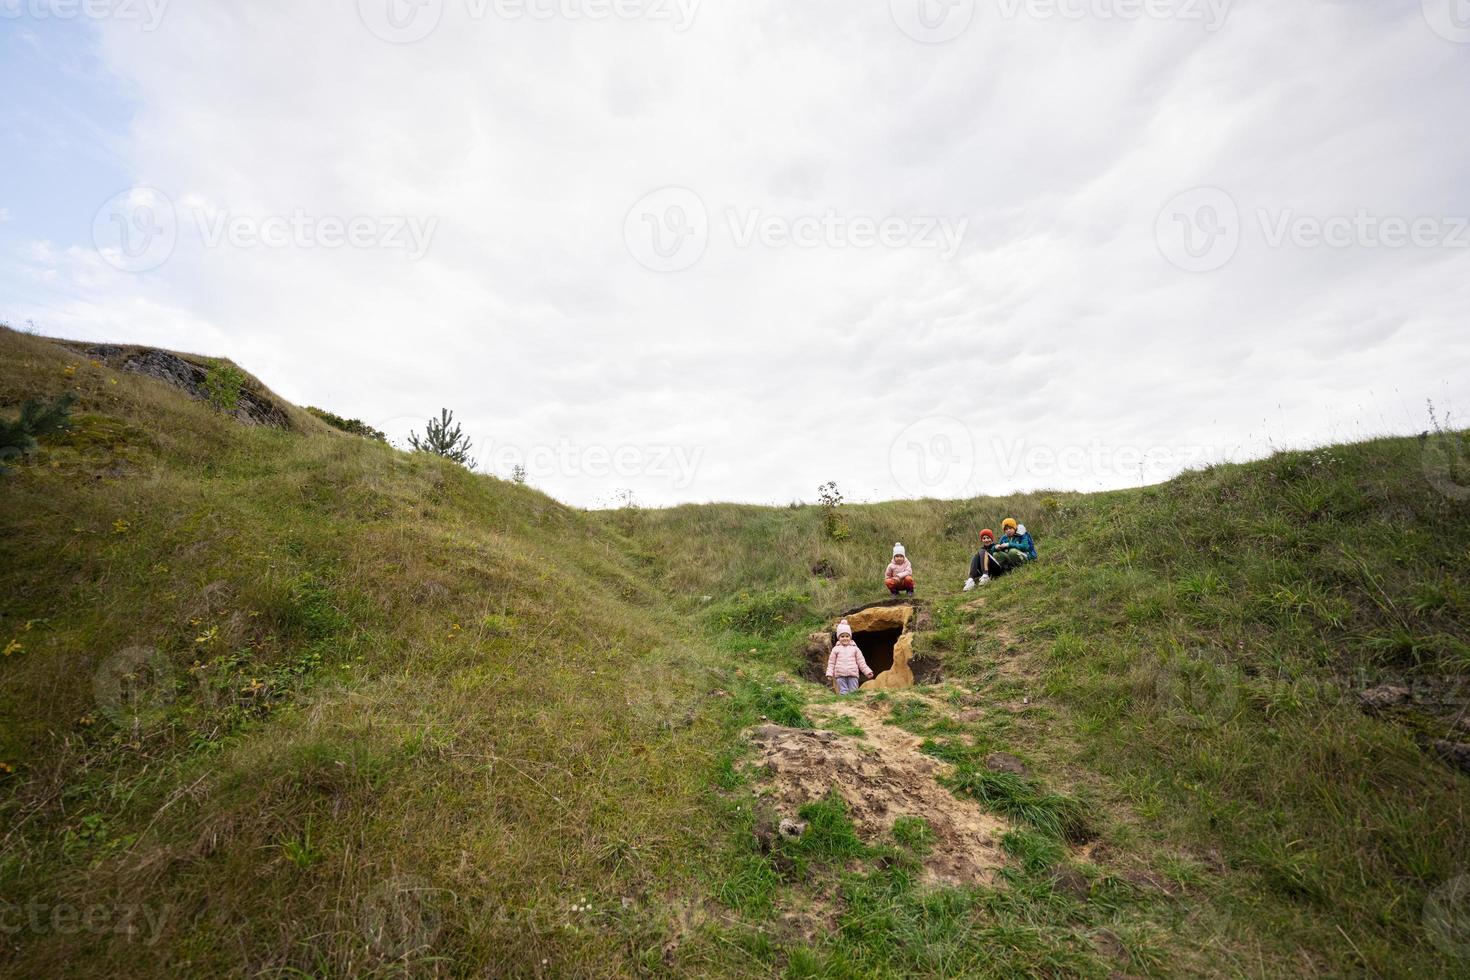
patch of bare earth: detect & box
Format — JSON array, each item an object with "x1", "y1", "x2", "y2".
[{"x1": 746, "y1": 697, "x2": 1007, "y2": 886}]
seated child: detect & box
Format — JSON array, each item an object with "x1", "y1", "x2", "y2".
[
  {"x1": 965, "y1": 528, "x2": 1000, "y2": 590},
  {"x1": 998, "y1": 518, "x2": 1037, "y2": 560},
  {"x1": 825, "y1": 620, "x2": 874, "y2": 695},
  {"x1": 885, "y1": 543, "x2": 915, "y2": 596},
  {"x1": 965, "y1": 519, "x2": 1038, "y2": 590}
]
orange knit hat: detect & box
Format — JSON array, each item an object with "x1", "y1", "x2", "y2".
[{"x1": 979, "y1": 528, "x2": 995, "y2": 542}]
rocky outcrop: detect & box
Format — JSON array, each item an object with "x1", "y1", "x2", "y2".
[{"x1": 66, "y1": 343, "x2": 291, "y2": 429}]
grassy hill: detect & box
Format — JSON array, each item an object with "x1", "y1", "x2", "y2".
[{"x1": 2, "y1": 324, "x2": 1468, "y2": 977}]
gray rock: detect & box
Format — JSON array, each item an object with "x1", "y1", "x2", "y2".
[
  {"x1": 778, "y1": 817, "x2": 807, "y2": 840},
  {"x1": 1358, "y1": 684, "x2": 1411, "y2": 713},
  {"x1": 70, "y1": 343, "x2": 291, "y2": 429},
  {"x1": 1432, "y1": 741, "x2": 1470, "y2": 776},
  {"x1": 985, "y1": 752, "x2": 1030, "y2": 776}
]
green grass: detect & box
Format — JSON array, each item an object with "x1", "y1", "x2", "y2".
[{"x1": 3, "y1": 324, "x2": 1469, "y2": 976}]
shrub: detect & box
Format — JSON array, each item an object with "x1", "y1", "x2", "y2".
[
  {"x1": 306, "y1": 406, "x2": 387, "y2": 442},
  {"x1": 203, "y1": 360, "x2": 247, "y2": 412},
  {"x1": 817, "y1": 480, "x2": 849, "y2": 541}
]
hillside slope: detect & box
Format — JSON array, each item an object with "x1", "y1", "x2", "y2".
[{"x1": 3, "y1": 325, "x2": 1469, "y2": 977}]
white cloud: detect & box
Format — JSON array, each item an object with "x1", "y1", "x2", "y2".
[{"x1": 10, "y1": 0, "x2": 1470, "y2": 506}]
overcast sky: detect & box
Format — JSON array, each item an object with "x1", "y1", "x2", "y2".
[{"x1": 4, "y1": 0, "x2": 1468, "y2": 507}]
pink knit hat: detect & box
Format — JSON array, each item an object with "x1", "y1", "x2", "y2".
[{"x1": 836, "y1": 620, "x2": 852, "y2": 637}]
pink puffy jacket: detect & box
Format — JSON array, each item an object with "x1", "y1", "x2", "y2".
[
  {"x1": 885, "y1": 558, "x2": 914, "y2": 581},
  {"x1": 826, "y1": 640, "x2": 872, "y2": 679}
]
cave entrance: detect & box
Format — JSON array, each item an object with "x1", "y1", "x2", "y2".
[{"x1": 853, "y1": 626, "x2": 902, "y2": 677}]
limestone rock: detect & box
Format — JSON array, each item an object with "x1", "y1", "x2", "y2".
[
  {"x1": 863, "y1": 633, "x2": 915, "y2": 692},
  {"x1": 845, "y1": 605, "x2": 912, "y2": 634}
]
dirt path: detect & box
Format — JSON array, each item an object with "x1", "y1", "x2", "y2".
[{"x1": 748, "y1": 693, "x2": 1008, "y2": 886}]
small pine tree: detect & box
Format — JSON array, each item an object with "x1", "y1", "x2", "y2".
[
  {"x1": 510, "y1": 464, "x2": 527, "y2": 485},
  {"x1": 1, "y1": 392, "x2": 76, "y2": 473},
  {"x1": 408, "y1": 408, "x2": 474, "y2": 466}
]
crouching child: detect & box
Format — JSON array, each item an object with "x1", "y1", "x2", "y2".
[
  {"x1": 885, "y1": 543, "x2": 915, "y2": 596},
  {"x1": 826, "y1": 620, "x2": 874, "y2": 695}
]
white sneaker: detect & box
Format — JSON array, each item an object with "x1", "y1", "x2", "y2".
[
  {"x1": 979, "y1": 574, "x2": 990, "y2": 585},
  {"x1": 963, "y1": 578, "x2": 975, "y2": 592}
]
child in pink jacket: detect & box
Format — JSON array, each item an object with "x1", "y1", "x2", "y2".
[
  {"x1": 885, "y1": 543, "x2": 915, "y2": 596},
  {"x1": 826, "y1": 620, "x2": 874, "y2": 695}
]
